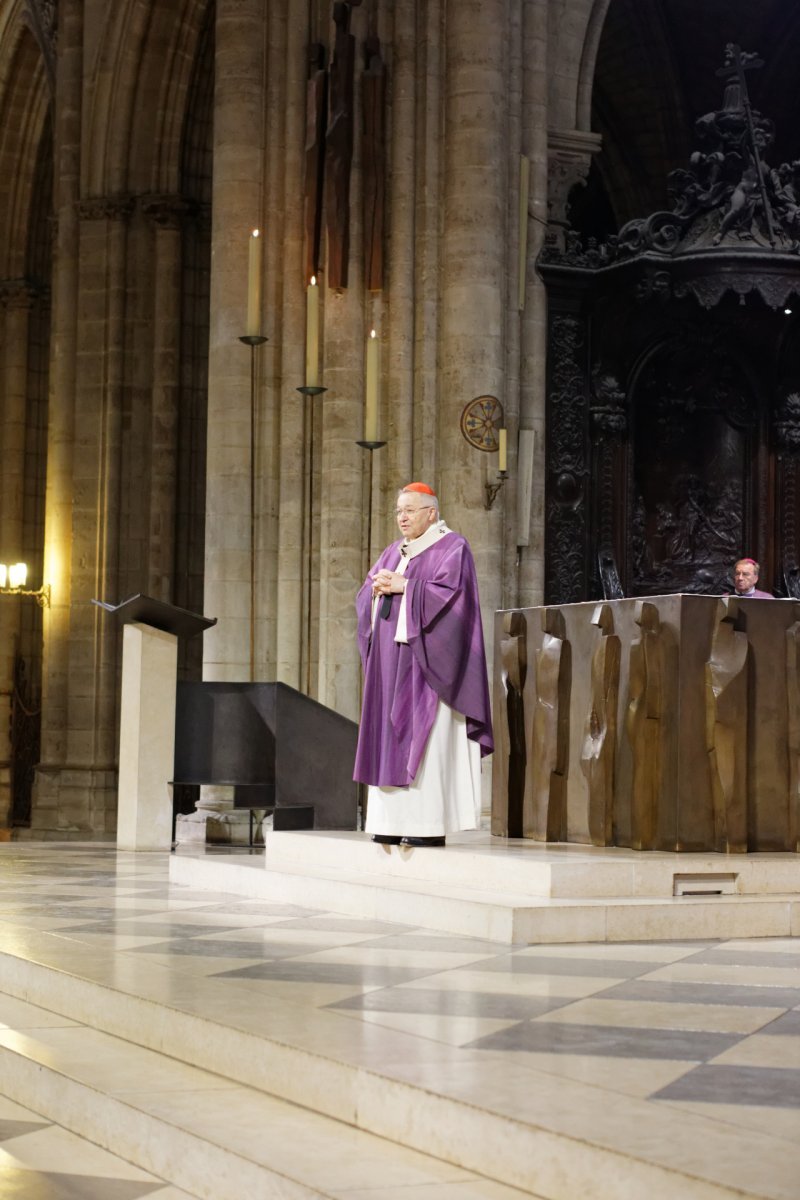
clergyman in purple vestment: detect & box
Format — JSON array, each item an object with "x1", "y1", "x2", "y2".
[
  {"x1": 730, "y1": 557, "x2": 772, "y2": 598},
  {"x1": 354, "y1": 483, "x2": 493, "y2": 848}
]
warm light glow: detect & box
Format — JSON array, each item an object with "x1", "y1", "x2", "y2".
[
  {"x1": 365, "y1": 328, "x2": 379, "y2": 442},
  {"x1": 0, "y1": 565, "x2": 6, "y2": 588},
  {"x1": 9, "y1": 563, "x2": 27, "y2": 588},
  {"x1": 305, "y1": 276, "x2": 320, "y2": 387},
  {"x1": 247, "y1": 229, "x2": 262, "y2": 336}
]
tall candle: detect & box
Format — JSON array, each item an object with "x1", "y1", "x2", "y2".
[
  {"x1": 365, "y1": 328, "x2": 379, "y2": 442},
  {"x1": 498, "y1": 427, "x2": 507, "y2": 472},
  {"x1": 305, "y1": 276, "x2": 319, "y2": 387},
  {"x1": 246, "y1": 228, "x2": 261, "y2": 336}
]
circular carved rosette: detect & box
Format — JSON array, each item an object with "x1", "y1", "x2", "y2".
[{"x1": 460, "y1": 395, "x2": 504, "y2": 452}]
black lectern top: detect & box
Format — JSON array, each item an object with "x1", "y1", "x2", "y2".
[{"x1": 92, "y1": 594, "x2": 216, "y2": 640}]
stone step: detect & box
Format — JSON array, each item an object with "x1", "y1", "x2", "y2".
[
  {"x1": 170, "y1": 835, "x2": 800, "y2": 945},
  {"x1": 0, "y1": 944, "x2": 787, "y2": 1200},
  {"x1": 0, "y1": 998, "x2": 541, "y2": 1200}
]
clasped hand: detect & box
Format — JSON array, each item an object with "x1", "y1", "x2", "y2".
[{"x1": 371, "y1": 569, "x2": 405, "y2": 596}]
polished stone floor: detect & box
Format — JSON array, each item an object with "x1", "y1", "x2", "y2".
[{"x1": 0, "y1": 843, "x2": 798, "y2": 1198}]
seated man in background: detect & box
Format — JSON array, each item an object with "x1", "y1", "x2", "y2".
[{"x1": 732, "y1": 557, "x2": 772, "y2": 598}]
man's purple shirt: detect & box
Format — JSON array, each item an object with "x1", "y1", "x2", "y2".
[{"x1": 353, "y1": 531, "x2": 494, "y2": 787}]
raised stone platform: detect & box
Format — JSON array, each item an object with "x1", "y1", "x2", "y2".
[{"x1": 170, "y1": 830, "x2": 800, "y2": 944}]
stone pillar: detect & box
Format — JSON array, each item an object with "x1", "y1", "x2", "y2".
[
  {"x1": 0, "y1": 285, "x2": 34, "y2": 829},
  {"x1": 143, "y1": 196, "x2": 186, "y2": 602},
  {"x1": 316, "y1": 4, "x2": 369, "y2": 720},
  {"x1": 188, "y1": 0, "x2": 267, "y2": 843},
  {"x1": 35, "y1": 0, "x2": 81, "y2": 830},
  {"x1": 439, "y1": 0, "x2": 509, "y2": 628},
  {"x1": 546, "y1": 128, "x2": 602, "y2": 248},
  {"x1": 275, "y1": 0, "x2": 309, "y2": 690},
  {"x1": 203, "y1": 0, "x2": 265, "y2": 685},
  {"x1": 517, "y1": 0, "x2": 549, "y2": 608},
  {"x1": 53, "y1": 195, "x2": 133, "y2": 835},
  {"x1": 384, "y1": 0, "x2": 418, "y2": 510}
]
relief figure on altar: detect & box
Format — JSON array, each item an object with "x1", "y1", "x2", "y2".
[
  {"x1": 705, "y1": 599, "x2": 749, "y2": 852},
  {"x1": 499, "y1": 611, "x2": 527, "y2": 838},
  {"x1": 580, "y1": 604, "x2": 621, "y2": 846},
  {"x1": 529, "y1": 609, "x2": 569, "y2": 842}
]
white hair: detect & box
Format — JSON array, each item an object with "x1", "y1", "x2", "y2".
[{"x1": 397, "y1": 488, "x2": 439, "y2": 514}]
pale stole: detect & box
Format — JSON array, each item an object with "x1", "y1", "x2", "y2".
[{"x1": 365, "y1": 520, "x2": 482, "y2": 837}]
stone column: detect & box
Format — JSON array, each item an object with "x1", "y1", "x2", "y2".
[
  {"x1": 203, "y1": 0, "x2": 265, "y2": 685},
  {"x1": 52, "y1": 196, "x2": 132, "y2": 835},
  {"x1": 142, "y1": 195, "x2": 186, "y2": 602},
  {"x1": 34, "y1": 0, "x2": 81, "y2": 831},
  {"x1": 0, "y1": 285, "x2": 35, "y2": 829},
  {"x1": 439, "y1": 0, "x2": 509, "y2": 627},
  {"x1": 517, "y1": 0, "x2": 549, "y2": 608},
  {"x1": 275, "y1": 0, "x2": 308, "y2": 690},
  {"x1": 316, "y1": 4, "x2": 369, "y2": 720},
  {"x1": 185, "y1": 0, "x2": 267, "y2": 844}
]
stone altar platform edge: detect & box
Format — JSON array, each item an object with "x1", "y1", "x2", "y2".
[{"x1": 169, "y1": 830, "x2": 800, "y2": 945}]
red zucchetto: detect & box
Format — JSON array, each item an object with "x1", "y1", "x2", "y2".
[{"x1": 402, "y1": 482, "x2": 436, "y2": 495}]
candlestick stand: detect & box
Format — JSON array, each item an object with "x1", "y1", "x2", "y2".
[
  {"x1": 357, "y1": 439, "x2": 387, "y2": 569},
  {"x1": 356, "y1": 437, "x2": 387, "y2": 835},
  {"x1": 485, "y1": 470, "x2": 508, "y2": 510},
  {"x1": 239, "y1": 333, "x2": 268, "y2": 680},
  {"x1": 296, "y1": 385, "x2": 328, "y2": 694}
]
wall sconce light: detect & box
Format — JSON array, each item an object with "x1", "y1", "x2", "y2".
[{"x1": 0, "y1": 562, "x2": 50, "y2": 607}]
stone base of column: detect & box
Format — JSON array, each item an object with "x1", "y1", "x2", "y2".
[
  {"x1": 174, "y1": 809, "x2": 254, "y2": 846},
  {"x1": 174, "y1": 785, "x2": 255, "y2": 847},
  {"x1": 30, "y1": 765, "x2": 118, "y2": 838}
]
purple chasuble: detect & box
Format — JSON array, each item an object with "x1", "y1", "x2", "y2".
[{"x1": 353, "y1": 531, "x2": 493, "y2": 787}]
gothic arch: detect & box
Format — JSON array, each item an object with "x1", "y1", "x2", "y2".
[
  {"x1": 0, "y1": 16, "x2": 49, "y2": 277},
  {"x1": 83, "y1": 0, "x2": 212, "y2": 198}
]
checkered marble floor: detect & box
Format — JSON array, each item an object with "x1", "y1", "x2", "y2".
[
  {"x1": 0, "y1": 843, "x2": 798, "y2": 1199},
  {"x1": 0, "y1": 1094, "x2": 194, "y2": 1198}
]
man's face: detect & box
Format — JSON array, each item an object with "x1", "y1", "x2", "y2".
[
  {"x1": 395, "y1": 496, "x2": 437, "y2": 541},
  {"x1": 734, "y1": 561, "x2": 758, "y2": 593}
]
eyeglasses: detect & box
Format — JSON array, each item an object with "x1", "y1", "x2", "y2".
[{"x1": 394, "y1": 507, "x2": 428, "y2": 517}]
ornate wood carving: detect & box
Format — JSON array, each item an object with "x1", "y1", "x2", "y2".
[{"x1": 545, "y1": 313, "x2": 589, "y2": 603}]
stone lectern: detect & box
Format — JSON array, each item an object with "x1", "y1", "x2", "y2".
[
  {"x1": 492, "y1": 595, "x2": 800, "y2": 854},
  {"x1": 93, "y1": 595, "x2": 216, "y2": 851}
]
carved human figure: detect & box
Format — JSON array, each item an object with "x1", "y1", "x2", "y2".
[
  {"x1": 580, "y1": 604, "x2": 621, "y2": 846},
  {"x1": 498, "y1": 611, "x2": 527, "y2": 838},
  {"x1": 528, "y1": 608, "x2": 569, "y2": 841},
  {"x1": 713, "y1": 164, "x2": 759, "y2": 244},
  {"x1": 705, "y1": 598, "x2": 749, "y2": 852},
  {"x1": 626, "y1": 602, "x2": 665, "y2": 850}
]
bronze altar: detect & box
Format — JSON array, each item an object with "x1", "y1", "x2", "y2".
[{"x1": 492, "y1": 596, "x2": 800, "y2": 853}]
